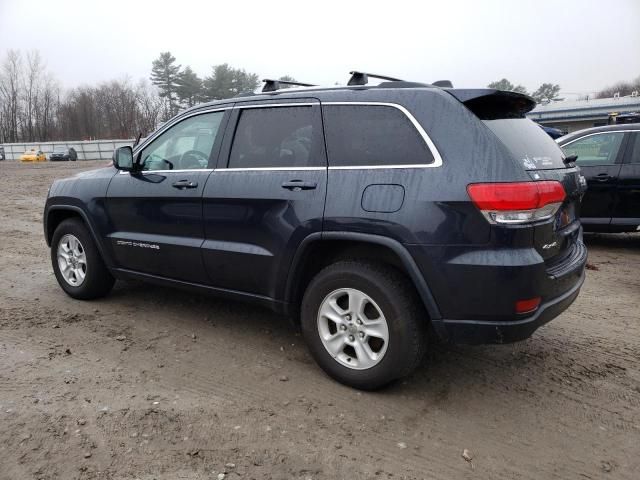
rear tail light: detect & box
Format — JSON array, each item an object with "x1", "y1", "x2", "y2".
[
  {"x1": 467, "y1": 181, "x2": 566, "y2": 225},
  {"x1": 515, "y1": 297, "x2": 541, "y2": 314}
]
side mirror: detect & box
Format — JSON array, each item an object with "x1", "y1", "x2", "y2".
[{"x1": 113, "y1": 146, "x2": 134, "y2": 171}]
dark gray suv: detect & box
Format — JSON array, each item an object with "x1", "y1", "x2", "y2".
[{"x1": 44, "y1": 73, "x2": 588, "y2": 389}]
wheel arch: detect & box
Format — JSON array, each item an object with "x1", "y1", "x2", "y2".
[
  {"x1": 45, "y1": 205, "x2": 112, "y2": 267},
  {"x1": 284, "y1": 232, "x2": 443, "y2": 324}
]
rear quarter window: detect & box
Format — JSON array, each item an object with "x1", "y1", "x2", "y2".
[
  {"x1": 483, "y1": 118, "x2": 567, "y2": 170},
  {"x1": 322, "y1": 105, "x2": 434, "y2": 167}
]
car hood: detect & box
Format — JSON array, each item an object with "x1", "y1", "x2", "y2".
[{"x1": 47, "y1": 166, "x2": 117, "y2": 203}]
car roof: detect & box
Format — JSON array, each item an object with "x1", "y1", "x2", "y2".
[
  {"x1": 176, "y1": 83, "x2": 535, "y2": 122},
  {"x1": 185, "y1": 83, "x2": 438, "y2": 110},
  {"x1": 557, "y1": 123, "x2": 640, "y2": 144}
]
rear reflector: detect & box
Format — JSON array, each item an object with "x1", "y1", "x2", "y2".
[
  {"x1": 467, "y1": 181, "x2": 566, "y2": 224},
  {"x1": 515, "y1": 297, "x2": 541, "y2": 314}
]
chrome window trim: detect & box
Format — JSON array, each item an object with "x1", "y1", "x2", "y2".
[
  {"x1": 118, "y1": 168, "x2": 213, "y2": 175},
  {"x1": 235, "y1": 102, "x2": 318, "y2": 109},
  {"x1": 322, "y1": 101, "x2": 443, "y2": 169},
  {"x1": 132, "y1": 107, "x2": 231, "y2": 156},
  {"x1": 328, "y1": 164, "x2": 438, "y2": 170},
  {"x1": 215, "y1": 166, "x2": 325, "y2": 172},
  {"x1": 118, "y1": 167, "x2": 325, "y2": 174}
]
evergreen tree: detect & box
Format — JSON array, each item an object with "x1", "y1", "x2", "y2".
[
  {"x1": 150, "y1": 52, "x2": 181, "y2": 117},
  {"x1": 531, "y1": 83, "x2": 562, "y2": 103},
  {"x1": 176, "y1": 66, "x2": 203, "y2": 108},
  {"x1": 487, "y1": 78, "x2": 528, "y2": 95},
  {"x1": 203, "y1": 64, "x2": 260, "y2": 100}
]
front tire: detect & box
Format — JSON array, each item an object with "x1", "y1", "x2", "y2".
[
  {"x1": 301, "y1": 261, "x2": 427, "y2": 390},
  {"x1": 51, "y1": 218, "x2": 115, "y2": 299}
]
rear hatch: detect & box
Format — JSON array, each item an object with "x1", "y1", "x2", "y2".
[
  {"x1": 482, "y1": 117, "x2": 584, "y2": 264},
  {"x1": 449, "y1": 89, "x2": 586, "y2": 267}
]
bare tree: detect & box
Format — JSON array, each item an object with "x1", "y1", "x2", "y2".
[
  {"x1": 596, "y1": 76, "x2": 640, "y2": 98},
  {"x1": 21, "y1": 50, "x2": 46, "y2": 142},
  {"x1": 37, "y1": 73, "x2": 60, "y2": 141},
  {"x1": 0, "y1": 50, "x2": 23, "y2": 143},
  {"x1": 135, "y1": 80, "x2": 164, "y2": 136}
]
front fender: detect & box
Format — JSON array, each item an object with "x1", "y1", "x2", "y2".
[{"x1": 44, "y1": 202, "x2": 115, "y2": 269}]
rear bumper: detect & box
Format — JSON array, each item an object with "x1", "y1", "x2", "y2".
[{"x1": 432, "y1": 271, "x2": 585, "y2": 344}]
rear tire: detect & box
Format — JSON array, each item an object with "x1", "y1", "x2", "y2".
[
  {"x1": 301, "y1": 261, "x2": 427, "y2": 390},
  {"x1": 51, "y1": 218, "x2": 115, "y2": 299}
]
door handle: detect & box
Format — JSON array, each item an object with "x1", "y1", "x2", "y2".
[
  {"x1": 281, "y1": 180, "x2": 317, "y2": 191},
  {"x1": 593, "y1": 173, "x2": 613, "y2": 182},
  {"x1": 172, "y1": 179, "x2": 198, "y2": 189}
]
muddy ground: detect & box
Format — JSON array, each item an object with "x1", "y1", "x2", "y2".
[{"x1": 0, "y1": 160, "x2": 638, "y2": 480}]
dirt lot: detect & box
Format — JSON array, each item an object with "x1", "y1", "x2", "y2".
[{"x1": 0, "y1": 160, "x2": 638, "y2": 480}]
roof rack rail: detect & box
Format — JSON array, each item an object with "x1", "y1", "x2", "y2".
[
  {"x1": 262, "y1": 79, "x2": 316, "y2": 92},
  {"x1": 347, "y1": 71, "x2": 404, "y2": 86}
]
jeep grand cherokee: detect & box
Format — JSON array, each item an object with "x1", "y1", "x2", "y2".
[{"x1": 44, "y1": 73, "x2": 587, "y2": 389}]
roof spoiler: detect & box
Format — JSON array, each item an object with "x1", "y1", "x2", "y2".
[{"x1": 446, "y1": 89, "x2": 536, "y2": 119}]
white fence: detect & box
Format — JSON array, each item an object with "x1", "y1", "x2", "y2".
[{"x1": 1, "y1": 139, "x2": 135, "y2": 161}]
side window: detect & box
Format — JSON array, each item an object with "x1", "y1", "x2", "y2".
[
  {"x1": 562, "y1": 132, "x2": 624, "y2": 166},
  {"x1": 323, "y1": 105, "x2": 433, "y2": 167},
  {"x1": 139, "y1": 111, "x2": 224, "y2": 171},
  {"x1": 228, "y1": 106, "x2": 323, "y2": 168}
]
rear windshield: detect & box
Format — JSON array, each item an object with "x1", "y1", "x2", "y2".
[{"x1": 483, "y1": 118, "x2": 567, "y2": 170}]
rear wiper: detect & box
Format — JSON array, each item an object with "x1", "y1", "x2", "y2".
[{"x1": 563, "y1": 154, "x2": 577, "y2": 166}]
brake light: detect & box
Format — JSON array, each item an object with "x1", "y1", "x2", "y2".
[{"x1": 467, "y1": 181, "x2": 566, "y2": 225}]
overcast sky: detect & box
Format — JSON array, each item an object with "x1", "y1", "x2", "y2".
[{"x1": 1, "y1": 0, "x2": 639, "y2": 97}]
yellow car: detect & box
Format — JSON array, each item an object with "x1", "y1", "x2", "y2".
[{"x1": 20, "y1": 149, "x2": 47, "y2": 162}]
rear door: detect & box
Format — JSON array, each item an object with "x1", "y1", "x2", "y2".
[
  {"x1": 560, "y1": 131, "x2": 627, "y2": 228},
  {"x1": 105, "y1": 108, "x2": 229, "y2": 282},
  {"x1": 614, "y1": 131, "x2": 640, "y2": 229},
  {"x1": 201, "y1": 100, "x2": 327, "y2": 299}
]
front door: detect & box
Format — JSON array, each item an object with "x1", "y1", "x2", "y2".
[
  {"x1": 105, "y1": 108, "x2": 229, "y2": 282},
  {"x1": 201, "y1": 101, "x2": 327, "y2": 300},
  {"x1": 562, "y1": 131, "x2": 626, "y2": 227}
]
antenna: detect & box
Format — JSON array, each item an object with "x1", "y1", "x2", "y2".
[
  {"x1": 347, "y1": 71, "x2": 403, "y2": 86},
  {"x1": 432, "y1": 80, "x2": 453, "y2": 88},
  {"x1": 262, "y1": 79, "x2": 316, "y2": 92}
]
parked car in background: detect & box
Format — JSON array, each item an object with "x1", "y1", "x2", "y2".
[
  {"x1": 539, "y1": 124, "x2": 565, "y2": 139},
  {"x1": 0, "y1": 146, "x2": 5, "y2": 161},
  {"x1": 44, "y1": 76, "x2": 588, "y2": 390},
  {"x1": 20, "y1": 149, "x2": 47, "y2": 162},
  {"x1": 49, "y1": 146, "x2": 78, "y2": 161},
  {"x1": 558, "y1": 124, "x2": 640, "y2": 232},
  {"x1": 608, "y1": 112, "x2": 640, "y2": 125}
]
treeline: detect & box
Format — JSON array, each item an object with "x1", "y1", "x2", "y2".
[
  {"x1": 0, "y1": 49, "x2": 281, "y2": 144},
  {"x1": 596, "y1": 75, "x2": 640, "y2": 99},
  {"x1": 488, "y1": 75, "x2": 640, "y2": 102},
  {"x1": 487, "y1": 78, "x2": 562, "y2": 103},
  {"x1": 150, "y1": 52, "x2": 269, "y2": 117},
  {"x1": 0, "y1": 50, "x2": 164, "y2": 143}
]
